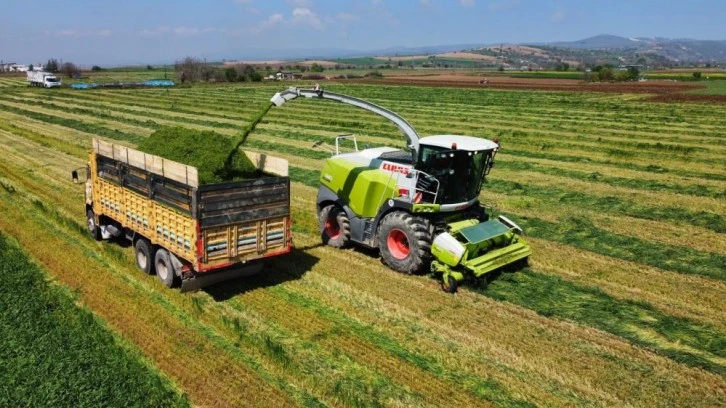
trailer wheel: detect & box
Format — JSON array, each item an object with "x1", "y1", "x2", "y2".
[
  {"x1": 154, "y1": 249, "x2": 177, "y2": 288},
  {"x1": 86, "y1": 209, "x2": 102, "y2": 241},
  {"x1": 319, "y1": 204, "x2": 350, "y2": 248},
  {"x1": 377, "y1": 212, "x2": 431, "y2": 274},
  {"x1": 134, "y1": 238, "x2": 155, "y2": 275}
]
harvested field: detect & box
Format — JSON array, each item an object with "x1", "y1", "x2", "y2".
[
  {"x1": 345, "y1": 73, "x2": 703, "y2": 93},
  {"x1": 0, "y1": 82, "x2": 724, "y2": 407}
]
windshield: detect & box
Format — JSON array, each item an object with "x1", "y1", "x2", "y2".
[
  {"x1": 416, "y1": 145, "x2": 492, "y2": 204},
  {"x1": 46, "y1": 77, "x2": 59, "y2": 82}
]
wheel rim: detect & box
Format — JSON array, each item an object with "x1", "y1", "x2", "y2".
[
  {"x1": 387, "y1": 229, "x2": 410, "y2": 260},
  {"x1": 137, "y1": 251, "x2": 147, "y2": 270},
  {"x1": 157, "y1": 260, "x2": 168, "y2": 280},
  {"x1": 324, "y1": 216, "x2": 341, "y2": 240}
]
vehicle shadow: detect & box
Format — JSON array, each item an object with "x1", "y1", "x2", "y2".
[{"x1": 203, "y1": 244, "x2": 322, "y2": 301}]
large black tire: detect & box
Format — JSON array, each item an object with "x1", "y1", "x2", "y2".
[
  {"x1": 154, "y1": 249, "x2": 177, "y2": 288},
  {"x1": 86, "y1": 209, "x2": 102, "y2": 241},
  {"x1": 134, "y1": 238, "x2": 155, "y2": 275},
  {"x1": 377, "y1": 212, "x2": 431, "y2": 274},
  {"x1": 319, "y1": 204, "x2": 350, "y2": 248}
]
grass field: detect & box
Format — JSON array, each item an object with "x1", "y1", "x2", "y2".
[
  {"x1": 0, "y1": 79, "x2": 723, "y2": 406},
  {"x1": 0, "y1": 232, "x2": 189, "y2": 407}
]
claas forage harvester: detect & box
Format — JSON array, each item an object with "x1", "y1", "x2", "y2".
[{"x1": 270, "y1": 87, "x2": 531, "y2": 292}]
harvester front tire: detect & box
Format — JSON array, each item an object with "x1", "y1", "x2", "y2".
[
  {"x1": 155, "y1": 249, "x2": 177, "y2": 288},
  {"x1": 86, "y1": 209, "x2": 102, "y2": 241},
  {"x1": 377, "y1": 212, "x2": 431, "y2": 274},
  {"x1": 134, "y1": 238, "x2": 155, "y2": 275},
  {"x1": 319, "y1": 204, "x2": 350, "y2": 248}
]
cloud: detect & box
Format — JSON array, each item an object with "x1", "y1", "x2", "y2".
[
  {"x1": 550, "y1": 10, "x2": 565, "y2": 23},
  {"x1": 286, "y1": 0, "x2": 312, "y2": 6},
  {"x1": 234, "y1": 0, "x2": 252, "y2": 3},
  {"x1": 459, "y1": 0, "x2": 475, "y2": 6},
  {"x1": 292, "y1": 7, "x2": 324, "y2": 30},
  {"x1": 251, "y1": 13, "x2": 285, "y2": 34},
  {"x1": 98, "y1": 29, "x2": 112, "y2": 37},
  {"x1": 57, "y1": 30, "x2": 76, "y2": 36}
]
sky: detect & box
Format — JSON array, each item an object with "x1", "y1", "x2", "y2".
[{"x1": 1, "y1": 0, "x2": 724, "y2": 66}]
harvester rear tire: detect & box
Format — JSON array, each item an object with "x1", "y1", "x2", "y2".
[
  {"x1": 86, "y1": 209, "x2": 102, "y2": 241},
  {"x1": 155, "y1": 249, "x2": 178, "y2": 288},
  {"x1": 377, "y1": 212, "x2": 431, "y2": 274},
  {"x1": 134, "y1": 238, "x2": 155, "y2": 275},
  {"x1": 319, "y1": 204, "x2": 350, "y2": 248}
]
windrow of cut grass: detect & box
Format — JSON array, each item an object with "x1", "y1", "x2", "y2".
[{"x1": 0, "y1": 232, "x2": 190, "y2": 408}]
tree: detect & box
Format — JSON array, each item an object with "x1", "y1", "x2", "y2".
[
  {"x1": 28, "y1": 64, "x2": 34, "y2": 71},
  {"x1": 249, "y1": 70, "x2": 262, "y2": 82},
  {"x1": 91, "y1": 65, "x2": 103, "y2": 71},
  {"x1": 45, "y1": 59, "x2": 59, "y2": 72},
  {"x1": 693, "y1": 72, "x2": 702, "y2": 80},
  {"x1": 175, "y1": 56, "x2": 202, "y2": 83},
  {"x1": 598, "y1": 67, "x2": 614, "y2": 81},
  {"x1": 627, "y1": 66, "x2": 640, "y2": 81},
  {"x1": 310, "y1": 63, "x2": 324, "y2": 72},
  {"x1": 147, "y1": 64, "x2": 154, "y2": 70},
  {"x1": 61, "y1": 62, "x2": 80, "y2": 78},
  {"x1": 224, "y1": 67, "x2": 238, "y2": 82}
]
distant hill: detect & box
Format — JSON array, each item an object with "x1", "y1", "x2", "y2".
[{"x1": 545, "y1": 35, "x2": 726, "y2": 62}]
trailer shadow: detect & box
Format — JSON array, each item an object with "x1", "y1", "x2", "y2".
[{"x1": 203, "y1": 245, "x2": 322, "y2": 301}]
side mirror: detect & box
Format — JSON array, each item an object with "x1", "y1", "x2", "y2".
[{"x1": 71, "y1": 170, "x2": 79, "y2": 184}]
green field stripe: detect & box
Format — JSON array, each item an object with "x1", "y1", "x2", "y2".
[
  {"x1": 0, "y1": 103, "x2": 143, "y2": 144},
  {"x1": 497, "y1": 160, "x2": 726, "y2": 199},
  {"x1": 488, "y1": 179, "x2": 726, "y2": 233},
  {"x1": 477, "y1": 270, "x2": 726, "y2": 374},
  {"x1": 268, "y1": 286, "x2": 535, "y2": 408},
  {"x1": 0, "y1": 232, "x2": 190, "y2": 407},
  {"x1": 0, "y1": 96, "x2": 167, "y2": 131},
  {"x1": 0, "y1": 120, "x2": 88, "y2": 158},
  {"x1": 33, "y1": 96, "x2": 247, "y2": 131},
  {"x1": 508, "y1": 215, "x2": 725, "y2": 281},
  {"x1": 502, "y1": 148, "x2": 726, "y2": 182}
]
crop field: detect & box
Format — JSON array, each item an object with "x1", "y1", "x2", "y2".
[{"x1": 0, "y1": 80, "x2": 724, "y2": 407}]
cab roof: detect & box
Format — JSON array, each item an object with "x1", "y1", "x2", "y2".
[{"x1": 419, "y1": 135, "x2": 498, "y2": 152}]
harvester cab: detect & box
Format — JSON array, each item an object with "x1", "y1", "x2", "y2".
[{"x1": 270, "y1": 87, "x2": 531, "y2": 292}]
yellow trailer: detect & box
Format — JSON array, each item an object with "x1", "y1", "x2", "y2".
[{"x1": 82, "y1": 138, "x2": 291, "y2": 291}]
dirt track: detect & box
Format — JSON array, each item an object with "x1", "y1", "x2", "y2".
[{"x1": 342, "y1": 73, "x2": 703, "y2": 94}]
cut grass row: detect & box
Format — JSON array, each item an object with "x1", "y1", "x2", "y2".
[
  {"x1": 7, "y1": 89, "x2": 726, "y2": 175},
  {"x1": 3, "y1": 92, "x2": 724, "y2": 193},
  {"x1": 14, "y1": 88, "x2": 726, "y2": 152}
]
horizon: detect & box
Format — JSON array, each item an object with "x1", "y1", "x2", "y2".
[{"x1": 1, "y1": 0, "x2": 725, "y2": 66}]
